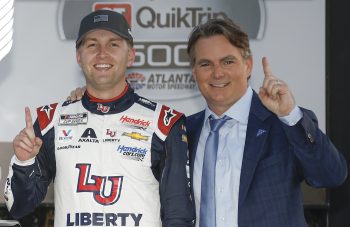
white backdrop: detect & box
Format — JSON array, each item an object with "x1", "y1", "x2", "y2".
[{"x1": 0, "y1": 0, "x2": 325, "y2": 142}]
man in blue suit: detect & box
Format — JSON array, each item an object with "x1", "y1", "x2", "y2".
[
  {"x1": 186, "y1": 18, "x2": 347, "y2": 227},
  {"x1": 67, "y1": 17, "x2": 347, "y2": 227}
]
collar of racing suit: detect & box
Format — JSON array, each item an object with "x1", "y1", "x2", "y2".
[{"x1": 81, "y1": 83, "x2": 136, "y2": 115}]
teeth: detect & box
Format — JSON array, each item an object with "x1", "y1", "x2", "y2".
[
  {"x1": 95, "y1": 64, "x2": 111, "y2": 69},
  {"x1": 211, "y1": 83, "x2": 227, "y2": 88}
]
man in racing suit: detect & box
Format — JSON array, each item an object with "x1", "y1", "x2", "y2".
[{"x1": 4, "y1": 10, "x2": 194, "y2": 227}]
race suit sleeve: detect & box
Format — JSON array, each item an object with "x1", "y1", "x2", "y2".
[
  {"x1": 159, "y1": 116, "x2": 195, "y2": 227},
  {"x1": 5, "y1": 119, "x2": 56, "y2": 219},
  {"x1": 282, "y1": 108, "x2": 348, "y2": 187}
]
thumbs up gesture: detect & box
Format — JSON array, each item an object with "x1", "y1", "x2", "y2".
[{"x1": 13, "y1": 107, "x2": 43, "y2": 161}]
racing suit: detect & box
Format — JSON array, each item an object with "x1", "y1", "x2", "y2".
[{"x1": 4, "y1": 85, "x2": 195, "y2": 227}]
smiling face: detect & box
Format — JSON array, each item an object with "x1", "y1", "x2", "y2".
[
  {"x1": 76, "y1": 29, "x2": 135, "y2": 99},
  {"x1": 192, "y1": 35, "x2": 252, "y2": 115}
]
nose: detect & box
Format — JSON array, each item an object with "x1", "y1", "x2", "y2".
[
  {"x1": 97, "y1": 46, "x2": 108, "y2": 58},
  {"x1": 212, "y1": 64, "x2": 224, "y2": 79}
]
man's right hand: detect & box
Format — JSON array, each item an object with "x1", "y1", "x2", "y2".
[
  {"x1": 13, "y1": 107, "x2": 43, "y2": 161},
  {"x1": 67, "y1": 86, "x2": 86, "y2": 101}
]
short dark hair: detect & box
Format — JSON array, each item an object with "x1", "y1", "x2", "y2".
[{"x1": 187, "y1": 18, "x2": 251, "y2": 66}]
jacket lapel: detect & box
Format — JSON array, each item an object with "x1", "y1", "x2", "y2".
[
  {"x1": 186, "y1": 110, "x2": 205, "y2": 208},
  {"x1": 238, "y1": 92, "x2": 272, "y2": 206}
]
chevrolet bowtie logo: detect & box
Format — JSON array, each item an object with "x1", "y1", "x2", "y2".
[{"x1": 122, "y1": 132, "x2": 149, "y2": 141}]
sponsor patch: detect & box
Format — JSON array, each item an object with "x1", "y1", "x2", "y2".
[
  {"x1": 78, "y1": 128, "x2": 99, "y2": 143},
  {"x1": 122, "y1": 132, "x2": 149, "y2": 141},
  {"x1": 66, "y1": 212, "x2": 142, "y2": 226},
  {"x1": 57, "y1": 144, "x2": 81, "y2": 150},
  {"x1": 117, "y1": 145, "x2": 147, "y2": 161},
  {"x1": 97, "y1": 103, "x2": 110, "y2": 113},
  {"x1": 120, "y1": 115, "x2": 150, "y2": 129},
  {"x1": 37, "y1": 103, "x2": 58, "y2": 130},
  {"x1": 59, "y1": 113, "x2": 88, "y2": 125},
  {"x1": 58, "y1": 129, "x2": 73, "y2": 142},
  {"x1": 103, "y1": 129, "x2": 120, "y2": 143},
  {"x1": 76, "y1": 164, "x2": 123, "y2": 206},
  {"x1": 158, "y1": 105, "x2": 183, "y2": 136}
]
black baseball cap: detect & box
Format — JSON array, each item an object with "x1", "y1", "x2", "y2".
[{"x1": 76, "y1": 10, "x2": 133, "y2": 48}]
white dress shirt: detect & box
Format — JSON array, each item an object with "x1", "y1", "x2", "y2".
[{"x1": 193, "y1": 87, "x2": 302, "y2": 227}]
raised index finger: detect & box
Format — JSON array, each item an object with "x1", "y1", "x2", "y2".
[
  {"x1": 262, "y1": 56, "x2": 273, "y2": 78},
  {"x1": 25, "y1": 107, "x2": 33, "y2": 129}
]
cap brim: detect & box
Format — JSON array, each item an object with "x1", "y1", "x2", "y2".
[{"x1": 76, "y1": 27, "x2": 132, "y2": 48}]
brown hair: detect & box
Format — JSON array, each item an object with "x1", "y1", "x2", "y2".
[{"x1": 187, "y1": 18, "x2": 251, "y2": 67}]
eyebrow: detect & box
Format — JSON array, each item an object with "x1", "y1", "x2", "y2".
[
  {"x1": 196, "y1": 55, "x2": 238, "y2": 64},
  {"x1": 84, "y1": 36, "x2": 124, "y2": 42}
]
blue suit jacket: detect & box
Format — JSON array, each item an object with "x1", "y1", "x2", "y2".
[{"x1": 187, "y1": 92, "x2": 347, "y2": 227}]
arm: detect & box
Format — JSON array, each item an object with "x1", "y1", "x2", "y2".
[
  {"x1": 160, "y1": 117, "x2": 195, "y2": 227},
  {"x1": 282, "y1": 108, "x2": 347, "y2": 187},
  {"x1": 4, "y1": 108, "x2": 55, "y2": 219},
  {"x1": 258, "y1": 57, "x2": 347, "y2": 187}
]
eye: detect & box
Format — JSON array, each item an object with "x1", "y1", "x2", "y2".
[
  {"x1": 223, "y1": 59, "x2": 234, "y2": 65},
  {"x1": 110, "y1": 41, "x2": 120, "y2": 48},
  {"x1": 199, "y1": 62, "x2": 210, "y2": 67}
]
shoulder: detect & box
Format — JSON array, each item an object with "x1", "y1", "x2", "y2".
[
  {"x1": 134, "y1": 94, "x2": 157, "y2": 111},
  {"x1": 35, "y1": 99, "x2": 80, "y2": 133},
  {"x1": 186, "y1": 111, "x2": 205, "y2": 130},
  {"x1": 155, "y1": 104, "x2": 184, "y2": 141}
]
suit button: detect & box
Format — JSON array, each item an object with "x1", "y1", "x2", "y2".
[{"x1": 307, "y1": 133, "x2": 315, "y2": 143}]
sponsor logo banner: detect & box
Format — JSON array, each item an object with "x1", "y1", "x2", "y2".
[
  {"x1": 58, "y1": 0, "x2": 264, "y2": 100},
  {"x1": 59, "y1": 113, "x2": 88, "y2": 125}
]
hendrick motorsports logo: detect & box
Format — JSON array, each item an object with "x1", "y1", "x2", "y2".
[
  {"x1": 0, "y1": 0, "x2": 14, "y2": 62},
  {"x1": 58, "y1": 0, "x2": 265, "y2": 100}
]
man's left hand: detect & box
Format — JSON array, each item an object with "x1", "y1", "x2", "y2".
[{"x1": 258, "y1": 57, "x2": 295, "y2": 117}]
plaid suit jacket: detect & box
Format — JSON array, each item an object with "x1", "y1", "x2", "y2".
[{"x1": 187, "y1": 91, "x2": 347, "y2": 227}]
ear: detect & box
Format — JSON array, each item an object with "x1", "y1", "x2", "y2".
[
  {"x1": 127, "y1": 48, "x2": 136, "y2": 67},
  {"x1": 191, "y1": 67, "x2": 197, "y2": 81},
  {"x1": 76, "y1": 49, "x2": 82, "y2": 67},
  {"x1": 244, "y1": 56, "x2": 253, "y2": 78}
]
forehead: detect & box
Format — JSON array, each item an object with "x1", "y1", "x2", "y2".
[
  {"x1": 194, "y1": 35, "x2": 242, "y2": 59},
  {"x1": 83, "y1": 29, "x2": 123, "y2": 41}
]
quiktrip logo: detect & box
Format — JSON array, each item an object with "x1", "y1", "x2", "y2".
[
  {"x1": 76, "y1": 163, "x2": 123, "y2": 206},
  {"x1": 0, "y1": 0, "x2": 14, "y2": 62},
  {"x1": 57, "y1": 0, "x2": 265, "y2": 100}
]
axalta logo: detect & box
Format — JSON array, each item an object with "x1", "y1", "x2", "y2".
[
  {"x1": 76, "y1": 163, "x2": 123, "y2": 206},
  {"x1": 0, "y1": 0, "x2": 14, "y2": 62},
  {"x1": 78, "y1": 128, "x2": 99, "y2": 143}
]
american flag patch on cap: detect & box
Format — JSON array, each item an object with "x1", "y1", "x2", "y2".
[{"x1": 94, "y1": 15, "x2": 108, "y2": 23}]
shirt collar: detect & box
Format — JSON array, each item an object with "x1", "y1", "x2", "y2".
[{"x1": 204, "y1": 86, "x2": 253, "y2": 124}]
